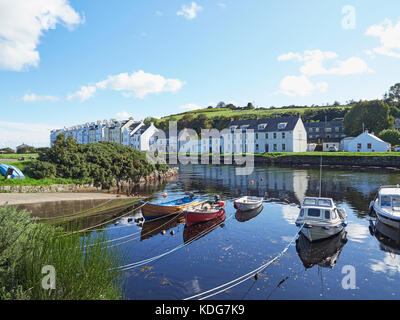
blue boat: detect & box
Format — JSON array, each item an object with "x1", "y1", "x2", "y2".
[
  {"x1": 141, "y1": 195, "x2": 199, "y2": 220},
  {"x1": 0, "y1": 164, "x2": 25, "y2": 179}
]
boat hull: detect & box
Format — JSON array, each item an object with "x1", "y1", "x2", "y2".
[
  {"x1": 372, "y1": 202, "x2": 400, "y2": 229},
  {"x1": 141, "y1": 199, "x2": 199, "y2": 220},
  {"x1": 300, "y1": 224, "x2": 345, "y2": 242},
  {"x1": 234, "y1": 197, "x2": 263, "y2": 212},
  {"x1": 184, "y1": 209, "x2": 225, "y2": 227}
]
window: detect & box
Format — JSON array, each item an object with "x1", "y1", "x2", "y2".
[
  {"x1": 255, "y1": 133, "x2": 258, "y2": 139},
  {"x1": 309, "y1": 128, "x2": 313, "y2": 133},
  {"x1": 266, "y1": 133, "x2": 268, "y2": 139},
  {"x1": 357, "y1": 143, "x2": 362, "y2": 149},
  {"x1": 300, "y1": 209, "x2": 304, "y2": 217},
  {"x1": 282, "y1": 132, "x2": 285, "y2": 139},
  {"x1": 278, "y1": 122, "x2": 287, "y2": 130},
  {"x1": 393, "y1": 196, "x2": 400, "y2": 209},
  {"x1": 335, "y1": 127, "x2": 340, "y2": 132},
  {"x1": 273, "y1": 144, "x2": 277, "y2": 151},
  {"x1": 325, "y1": 128, "x2": 332, "y2": 133},
  {"x1": 367, "y1": 143, "x2": 372, "y2": 149},
  {"x1": 273, "y1": 133, "x2": 277, "y2": 139},
  {"x1": 381, "y1": 196, "x2": 391, "y2": 207},
  {"x1": 258, "y1": 124, "x2": 267, "y2": 130},
  {"x1": 255, "y1": 144, "x2": 259, "y2": 151},
  {"x1": 282, "y1": 144, "x2": 286, "y2": 151},
  {"x1": 307, "y1": 209, "x2": 320, "y2": 217},
  {"x1": 324, "y1": 210, "x2": 330, "y2": 219}
]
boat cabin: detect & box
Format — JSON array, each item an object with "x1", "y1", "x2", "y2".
[
  {"x1": 377, "y1": 187, "x2": 400, "y2": 211},
  {"x1": 299, "y1": 197, "x2": 340, "y2": 221}
]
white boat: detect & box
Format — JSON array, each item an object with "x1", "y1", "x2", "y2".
[
  {"x1": 234, "y1": 196, "x2": 263, "y2": 212},
  {"x1": 369, "y1": 185, "x2": 400, "y2": 229},
  {"x1": 295, "y1": 197, "x2": 347, "y2": 242}
]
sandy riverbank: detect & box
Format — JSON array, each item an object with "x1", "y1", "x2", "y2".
[{"x1": 0, "y1": 192, "x2": 130, "y2": 206}]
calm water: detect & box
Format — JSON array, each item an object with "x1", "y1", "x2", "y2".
[{"x1": 62, "y1": 165, "x2": 400, "y2": 299}]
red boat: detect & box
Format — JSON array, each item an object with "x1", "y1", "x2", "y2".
[{"x1": 183, "y1": 200, "x2": 226, "y2": 227}]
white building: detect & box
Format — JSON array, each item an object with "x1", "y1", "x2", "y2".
[
  {"x1": 130, "y1": 123, "x2": 159, "y2": 151},
  {"x1": 342, "y1": 131, "x2": 390, "y2": 152}
]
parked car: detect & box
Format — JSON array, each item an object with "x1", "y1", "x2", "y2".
[
  {"x1": 394, "y1": 146, "x2": 400, "y2": 152},
  {"x1": 328, "y1": 146, "x2": 338, "y2": 152}
]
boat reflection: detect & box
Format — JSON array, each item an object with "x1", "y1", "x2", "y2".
[
  {"x1": 235, "y1": 205, "x2": 263, "y2": 222},
  {"x1": 295, "y1": 230, "x2": 348, "y2": 269},
  {"x1": 370, "y1": 220, "x2": 400, "y2": 255},
  {"x1": 140, "y1": 214, "x2": 185, "y2": 241},
  {"x1": 183, "y1": 211, "x2": 226, "y2": 244}
]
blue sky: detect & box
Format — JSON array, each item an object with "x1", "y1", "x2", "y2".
[{"x1": 1, "y1": 0, "x2": 400, "y2": 147}]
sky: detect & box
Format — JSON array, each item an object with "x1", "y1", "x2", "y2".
[{"x1": 1, "y1": 0, "x2": 400, "y2": 148}]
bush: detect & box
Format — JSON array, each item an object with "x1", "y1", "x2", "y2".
[
  {"x1": 26, "y1": 161, "x2": 56, "y2": 179},
  {"x1": 378, "y1": 129, "x2": 400, "y2": 146}
]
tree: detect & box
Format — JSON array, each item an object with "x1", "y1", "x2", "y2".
[
  {"x1": 378, "y1": 129, "x2": 400, "y2": 146},
  {"x1": 343, "y1": 100, "x2": 394, "y2": 137},
  {"x1": 384, "y1": 83, "x2": 400, "y2": 107}
]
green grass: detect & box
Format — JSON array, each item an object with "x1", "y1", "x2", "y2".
[
  {"x1": 160, "y1": 105, "x2": 351, "y2": 122},
  {"x1": 0, "y1": 153, "x2": 38, "y2": 159},
  {"x1": 0, "y1": 160, "x2": 91, "y2": 187},
  {"x1": 0, "y1": 206, "x2": 125, "y2": 300}
]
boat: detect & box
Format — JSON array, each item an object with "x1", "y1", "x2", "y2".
[
  {"x1": 235, "y1": 205, "x2": 263, "y2": 222},
  {"x1": 183, "y1": 211, "x2": 226, "y2": 244},
  {"x1": 295, "y1": 197, "x2": 347, "y2": 242},
  {"x1": 140, "y1": 194, "x2": 199, "y2": 220},
  {"x1": 183, "y1": 196, "x2": 226, "y2": 227},
  {"x1": 369, "y1": 185, "x2": 400, "y2": 229},
  {"x1": 296, "y1": 230, "x2": 347, "y2": 269},
  {"x1": 233, "y1": 196, "x2": 263, "y2": 211}
]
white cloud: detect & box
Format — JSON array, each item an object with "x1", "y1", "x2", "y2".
[
  {"x1": 20, "y1": 93, "x2": 59, "y2": 102},
  {"x1": 365, "y1": 18, "x2": 400, "y2": 59},
  {"x1": 67, "y1": 85, "x2": 97, "y2": 102},
  {"x1": 217, "y1": 3, "x2": 227, "y2": 9},
  {"x1": 0, "y1": 120, "x2": 52, "y2": 148},
  {"x1": 278, "y1": 50, "x2": 372, "y2": 76},
  {"x1": 179, "y1": 103, "x2": 203, "y2": 110},
  {"x1": 177, "y1": 2, "x2": 202, "y2": 20},
  {"x1": 0, "y1": 0, "x2": 84, "y2": 71},
  {"x1": 277, "y1": 75, "x2": 328, "y2": 97},
  {"x1": 115, "y1": 111, "x2": 133, "y2": 119},
  {"x1": 68, "y1": 71, "x2": 184, "y2": 102}
]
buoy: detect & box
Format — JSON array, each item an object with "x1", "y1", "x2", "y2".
[
  {"x1": 260, "y1": 178, "x2": 263, "y2": 182},
  {"x1": 170, "y1": 230, "x2": 175, "y2": 235},
  {"x1": 254, "y1": 273, "x2": 259, "y2": 280},
  {"x1": 161, "y1": 230, "x2": 166, "y2": 235},
  {"x1": 251, "y1": 180, "x2": 254, "y2": 185},
  {"x1": 219, "y1": 201, "x2": 225, "y2": 207},
  {"x1": 163, "y1": 193, "x2": 167, "y2": 198}
]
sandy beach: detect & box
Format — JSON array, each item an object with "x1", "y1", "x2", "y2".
[{"x1": 0, "y1": 192, "x2": 129, "y2": 206}]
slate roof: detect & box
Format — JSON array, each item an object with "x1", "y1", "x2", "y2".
[
  {"x1": 227, "y1": 116, "x2": 301, "y2": 132},
  {"x1": 304, "y1": 121, "x2": 343, "y2": 128}
]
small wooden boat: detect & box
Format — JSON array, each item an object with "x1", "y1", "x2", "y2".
[
  {"x1": 295, "y1": 197, "x2": 347, "y2": 242},
  {"x1": 141, "y1": 195, "x2": 199, "y2": 220},
  {"x1": 369, "y1": 185, "x2": 400, "y2": 229},
  {"x1": 183, "y1": 211, "x2": 226, "y2": 244},
  {"x1": 234, "y1": 196, "x2": 263, "y2": 211},
  {"x1": 183, "y1": 199, "x2": 226, "y2": 227}
]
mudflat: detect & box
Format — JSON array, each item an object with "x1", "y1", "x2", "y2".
[{"x1": 0, "y1": 192, "x2": 127, "y2": 205}]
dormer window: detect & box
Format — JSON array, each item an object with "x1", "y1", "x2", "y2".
[
  {"x1": 278, "y1": 122, "x2": 287, "y2": 130},
  {"x1": 258, "y1": 123, "x2": 267, "y2": 130}
]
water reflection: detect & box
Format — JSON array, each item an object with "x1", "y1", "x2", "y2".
[
  {"x1": 183, "y1": 212, "x2": 226, "y2": 244},
  {"x1": 235, "y1": 206, "x2": 263, "y2": 222},
  {"x1": 140, "y1": 214, "x2": 185, "y2": 241},
  {"x1": 296, "y1": 231, "x2": 348, "y2": 269}
]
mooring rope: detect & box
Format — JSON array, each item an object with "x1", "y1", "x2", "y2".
[
  {"x1": 61, "y1": 200, "x2": 146, "y2": 236},
  {"x1": 184, "y1": 223, "x2": 305, "y2": 300},
  {"x1": 112, "y1": 213, "x2": 234, "y2": 271}
]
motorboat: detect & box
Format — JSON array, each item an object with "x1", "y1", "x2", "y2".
[
  {"x1": 183, "y1": 196, "x2": 225, "y2": 227},
  {"x1": 369, "y1": 185, "x2": 400, "y2": 229},
  {"x1": 235, "y1": 205, "x2": 263, "y2": 222},
  {"x1": 233, "y1": 196, "x2": 263, "y2": 211},
  {"x1": 295, "y1": 197, "x2": 347, "y2": 242},
  {"x1": 140, "y1": 194, "x2": 199, "y2": 220}
]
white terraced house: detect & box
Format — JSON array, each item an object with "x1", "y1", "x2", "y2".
[
  {"x1": 130, "y1": 122, "x2": 159, "y2": 151},
  {"x1": 197, "y1": 116, "x2": 307, "y2": 154}
]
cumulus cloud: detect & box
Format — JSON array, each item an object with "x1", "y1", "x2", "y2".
[
  {"x1": 0, "y1": 0, "x2": 84, "y2": 71},
  {"x1": 365, "y1": 18, "x2": 400, "y2": 59},
  {"x1": 177, "y1": 2, "x2": 202, "y2": 20},
  {"x1": 115, "y1": 111, "x2": 133, "y2": 119},
  {"x1": 20, "y1": 93, "x2": 59, "y2": 102},
  {"x1": 277, "y1": 75, "x2": 328, "y2": 97},
  {"x1": 67, "y1": 85, "x2": 97, "y2": 102}
]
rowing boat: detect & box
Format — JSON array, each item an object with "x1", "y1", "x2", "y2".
[{"x1": 140, "y1": 195, "x2": 199, "y2": 220}]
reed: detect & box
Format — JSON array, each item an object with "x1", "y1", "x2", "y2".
[{"x1": 0, "y1": 206, "x2": 125, "y2": 300}]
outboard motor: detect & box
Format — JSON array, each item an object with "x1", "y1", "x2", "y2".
[{"x1": 214, "y1": 194, "x2": 220, "y2": 204}]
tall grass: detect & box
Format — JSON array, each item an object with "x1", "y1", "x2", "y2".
[{"x1": 0, "y1": 206, "x2": 125, "y2": 300}]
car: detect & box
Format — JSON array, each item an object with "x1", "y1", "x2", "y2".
[{"x1": 328, "y1": 146, "x2": 338, "y2": 152}]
